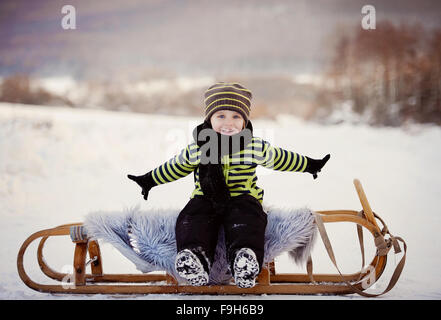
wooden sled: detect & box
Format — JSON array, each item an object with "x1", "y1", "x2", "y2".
[{"x1": 17, "y1": 179, "x2": 406, "y2": 296}]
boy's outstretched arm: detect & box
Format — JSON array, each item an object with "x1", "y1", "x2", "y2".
[
  {"x1": 127, "y1": 143, "x2": 199, "y2": 200},
  {"x1": 259, "y1": 139, "x2": 330, "y2": 179},
  {"x1": 304, "y1": 154, "x2": 331, "y2": 179}
]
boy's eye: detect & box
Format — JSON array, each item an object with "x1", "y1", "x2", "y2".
[{"x1": 217, "y1": 114, "x2": 225, "y2": 118}]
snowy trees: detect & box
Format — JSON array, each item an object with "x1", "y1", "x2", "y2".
[{"x1": 326, "y1": 21, "x2": 441, "y2": 126}]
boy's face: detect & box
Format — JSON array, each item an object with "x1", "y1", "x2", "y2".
[{"x1": 210, "y1": 110, "x2": 245, "y2": 135}]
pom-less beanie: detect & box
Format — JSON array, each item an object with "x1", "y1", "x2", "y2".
[{"x1": 204, "y1": 82, "x2": 252, "y2": 125}]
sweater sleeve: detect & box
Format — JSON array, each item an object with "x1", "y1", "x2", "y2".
[
  {"x1": 259, "y1": 139, "x2": 308, "y2": 172},
  {"x1": 151, "y1": 143, "x2": 200, "y2": 185}
]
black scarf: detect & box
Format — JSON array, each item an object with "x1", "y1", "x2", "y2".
[{"x1": 192, "y1": 120, "x2": 253, "y2": 212}]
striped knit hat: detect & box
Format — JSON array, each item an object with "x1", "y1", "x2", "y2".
[{"x1": 204, "y1": 82, "x2": 252, "y2": 124}]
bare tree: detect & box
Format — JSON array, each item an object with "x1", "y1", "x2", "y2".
[{"x1": 324, "y1": 20, "x2": 440, "y2": 126}]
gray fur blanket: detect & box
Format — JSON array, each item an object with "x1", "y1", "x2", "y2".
[{"x1": 84, "y1": 205, "x2": 317, "y2": 284}]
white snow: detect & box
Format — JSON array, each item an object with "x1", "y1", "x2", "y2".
[
  {"x1": 37, "y1": 77, "x2": 77, "y2": 97},
  {"x1": 1, "y1": 102, "x2": 440, "y2": 300}
]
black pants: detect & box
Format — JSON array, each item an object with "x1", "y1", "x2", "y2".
[{"x1": 175, "y1": 194, "x2": 267, "y2": 274}]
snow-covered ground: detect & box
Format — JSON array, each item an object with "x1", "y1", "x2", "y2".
[{"x1": 1, "y1": 102, "x2": 440, "y2": 300}]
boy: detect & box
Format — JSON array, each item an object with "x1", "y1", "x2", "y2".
[{"x1": 128, "y1": 82, "x2": 330, "y2": 288}]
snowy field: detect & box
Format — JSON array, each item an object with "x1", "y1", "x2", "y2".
[{"x1": 1, "y1": 102, "x2": 440, "y2": 300}]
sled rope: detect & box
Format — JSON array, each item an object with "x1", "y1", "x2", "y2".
[
  {"x1": 308, "y1": 210, "x2": 367, "y2": 285},
  {"x1": 312, "y1": 213, "x2": 407, "y2": 297},
  {"x1": 306, "y1": 255, "x2": 316, "y2": 284},
  {"x1": 356, "y1": 211, "x2": 366, "y2": 273}
]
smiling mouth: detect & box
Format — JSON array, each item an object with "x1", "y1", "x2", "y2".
[{"x1": 220, "y1": 128, "x2": 239, "y2": 135}]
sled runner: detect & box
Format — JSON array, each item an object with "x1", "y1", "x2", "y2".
[{"x1": 17, "y1": 179, "x2": 406, "y2": 297}]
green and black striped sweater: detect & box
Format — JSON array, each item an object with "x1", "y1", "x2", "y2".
[{"x1": 151, "y1": 137, "x2": 308, "y2": 203}]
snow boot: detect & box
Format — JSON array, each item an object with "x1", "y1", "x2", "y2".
[
  {"x1": 175, "y1": 249, "x2": 209, "y2": 286},
  {"x1": 233, "y1": 248, "x2": 260, "y2": 288}
]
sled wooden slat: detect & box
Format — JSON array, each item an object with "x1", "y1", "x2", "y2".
[
  {"x1": 37, "y1": 236, "x2": 63, "y2": 281},
  {"x1": 353, "y1": 179, "x2": 379, "y2": 229},
  {"x1": 320, "y1": 212, "x2": 377, "y2": 232},
  {"x1": 256, "y1": 266, "x2": 270, "y2": 285},
  {"x1": 316, "y1": 210, "x2": 361, "y2": 215},
  {"x1": 270, "y1": 255, "x2": 386, "y2": 283},
  {"x1": 11, "y1": 282, "x2": 356, "y2": 295},
  {"x1": 36, "y1": 236, "x2": 169, "y2": 283},
  {"x1": 17, "y1": 179, "x2": 405, "y2": 297},
  {"x1": 73, "y1": 242, "x2": 88, "y2": 286},
  {"x1": 88, "y1": 240, "x2": 103, "y2": 276},
  {"x1": 90, "y1": 273, "x2": 169, "y2": 283}
]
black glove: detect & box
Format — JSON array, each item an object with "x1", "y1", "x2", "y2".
[
  {"x1": 127, "y1": 172, "x2": 156, "y2": 200},
  {"x1": 304, "y1": 154, "x2": 330, "y2": 179}
]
